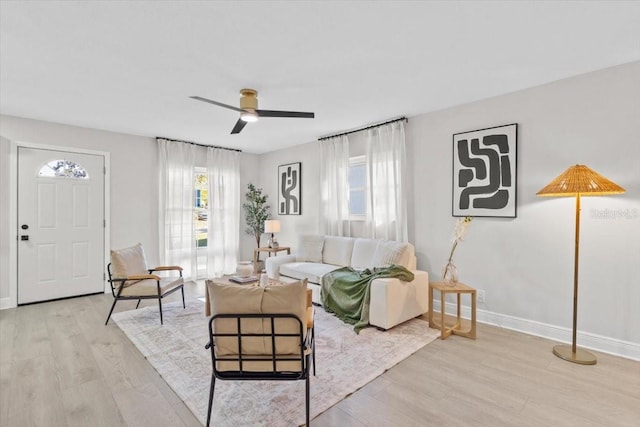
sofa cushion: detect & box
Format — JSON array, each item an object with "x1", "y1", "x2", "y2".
[
  {"x1": 372, "y1": 240, "x2": 410, "y2": 268},
  {"x1": 350, "y1": 238, "x2": 380, "y2": 269},
  {"x1": 280, "y1": 262, "x2": 341, "y2": 284},
  {"x1": 399, "y1": 243, "x2": 416, "y2": 269},
  {"x1": 296, "y1": 234, "x2": 325, "y2": 263},
  {"x1": 322, "y1": 236, "x2": 354, "y2": 266}
]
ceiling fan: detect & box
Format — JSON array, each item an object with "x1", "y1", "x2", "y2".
[{"x1": 190, "y1": 89, "x2": 315, "y2": 134}]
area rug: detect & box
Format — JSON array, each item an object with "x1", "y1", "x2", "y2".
[{"x1": 113, "y1": 300, "x2": 439, "y2": 426}]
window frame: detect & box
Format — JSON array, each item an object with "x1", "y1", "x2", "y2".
[{"x1": 194, "y1": 167, "x2": 209, "y2": 249}]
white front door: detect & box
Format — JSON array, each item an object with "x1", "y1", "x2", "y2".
[{"x1": 17, "y1": 147, "x2": 105, "y2": 304}]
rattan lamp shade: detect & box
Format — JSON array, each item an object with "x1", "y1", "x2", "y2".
[{"x1": 536, "y1": 164, "x2": 625, "y2": 197}]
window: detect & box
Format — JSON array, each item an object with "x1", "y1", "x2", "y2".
[
  {"x1": 194, "y1": 169, "x2": 208, "y2": 248},
  {"x1": 39, "y1": 160, "x2": 89, "y2": 179},
  {"x1": 349, "y1": 155, "x2": 366, "y2": 219}
]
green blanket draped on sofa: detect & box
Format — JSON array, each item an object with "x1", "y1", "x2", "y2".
[{"x1": 321, "y1": 265, "x2": 414, "y2": 333}]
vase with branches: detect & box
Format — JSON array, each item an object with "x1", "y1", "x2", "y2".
[
  {"x1": 243, "y1": 183, "x2": 271, "y2": 249},
  {"x1": 442, "y1": 216, "x2": 473, "y2": 286}
]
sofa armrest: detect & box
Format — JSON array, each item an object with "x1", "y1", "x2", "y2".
[
  {"x1": 369, "y1": 270, "x2": 429, "y2": 330},
  {"x1": 265, "y1": 254, "x2": 297, "y2": 279}
]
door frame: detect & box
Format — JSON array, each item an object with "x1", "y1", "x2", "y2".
[{"x1": 5, "y1": 140, "x2": 111, "y2": 309}]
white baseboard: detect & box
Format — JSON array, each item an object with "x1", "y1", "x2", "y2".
[
  {"x1": 0, "y1": 297, "x2": 16, "y2": 310},
  {"x1": 432, "y1": 300, "x2": 640, "y2": 361}
]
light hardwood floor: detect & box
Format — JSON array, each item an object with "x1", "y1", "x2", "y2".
[{"x1": 1, "y1": 281, "x2": 638, "y2": 426}]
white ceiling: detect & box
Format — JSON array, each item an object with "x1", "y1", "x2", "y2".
[{"x1": 1, "y1": 1, "x2": 639, "y2": 154}]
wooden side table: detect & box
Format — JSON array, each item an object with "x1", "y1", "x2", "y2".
[
  {"x1": 253, "y1": 246, "x2": 291, "y2": 266},
  {"x1": 428, "y1": 281, "x2": 477, "y2": 340}
]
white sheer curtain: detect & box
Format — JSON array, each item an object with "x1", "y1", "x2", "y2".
[
  {"x1": 159, "y1": 138, "x2": 241, "y2": 280},
  {"x1": 158, "y1": 138, "x2": 197, "y2": 279},
  {"x1": 319, "y1": 135, "x2": 351, "y2": 236},
  {"x1": 206, "y1": 147, "x2": 240, "y2": 277},
  {"x1": 365, "y1": 121, "x2": 408, "y2": 242}
]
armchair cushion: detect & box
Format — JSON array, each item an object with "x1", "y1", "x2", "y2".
[
  {"x1": 110, "y1": 243, "x2": 148, "y2": 277},
  {"x1": 119, "y1": 277, "x2": 184, "y2": 297},
  {"x1": 207, "y1": 279, "x2": 308, "y2": 356}
]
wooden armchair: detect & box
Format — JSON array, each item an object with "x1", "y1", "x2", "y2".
[
  {"x1": 205, "y1": 278, "x2": 314, "y2": 426},
  {"x1": 105, "y1": 243, "x2": 185, "y2": 325}
]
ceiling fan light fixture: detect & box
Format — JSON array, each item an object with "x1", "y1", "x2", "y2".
[
  {"x1": 240, "y1": 110, "x2": 258, "y2": 122},
  {"x1": 190, "y1": 88, "x2": 314, "y2": 134}
]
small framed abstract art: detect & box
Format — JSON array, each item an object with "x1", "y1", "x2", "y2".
[
  {"x1": 452, "y1": 123, "x2": 517, "y2": 218},
  {"x1": 278, "y1": 162, "x2": 301, "y2": 215}
]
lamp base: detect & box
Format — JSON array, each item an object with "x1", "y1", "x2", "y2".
[
  {"x1": 552, "y1": 344, "x2": 597, "y2": 365},
  {"x1": 267, "y1": 235, "x2": 279, "y2": 249}
]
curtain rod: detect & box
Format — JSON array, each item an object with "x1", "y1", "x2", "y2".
[
  {"x1": 156, "y1": 136, "x2": 242, "y2": 152},
  {"x1": 318, "y1": 116, "x2": 408, "y2": 141}
]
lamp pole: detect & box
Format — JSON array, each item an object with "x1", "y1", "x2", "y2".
[
  {"x1": 552, "y1": 192, "x2": 596, "y2": 365},
  {"x1": 571, "y1": 193, "x2": 580, "y2": 355}
]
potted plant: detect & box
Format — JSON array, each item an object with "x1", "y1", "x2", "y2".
[{"x1": 243, "y1": 183, "x2": 270, "y2": 250}]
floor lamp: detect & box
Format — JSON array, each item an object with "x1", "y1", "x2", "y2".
[{"x1": 537, "y1": 164, "x2": 624, "y2": 365}]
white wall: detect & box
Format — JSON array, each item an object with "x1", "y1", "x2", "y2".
[
  {"x1": 2, "y1": 62, "x2": 638, "y2": 358},
  {"x1": 257, "y1": 140, "x2": 322, "y2": 247},
  {"x1": 257, "y1": 62, "x2": 640, "y2": 358},
  {"x1": 239, "y1": 151, "x2": 261, "y2": 261},
  {"x1": 255, "y1": 126, "x2": 417, "y2": 243},
  {"x1": 0, "y1": 116, "x2": 259, "y2": 305},
  {"x1": 409, "y1": 61, "x2": 639, "y2": 355},
  {"x1": 0, "y1": 116, "x2": 160, "y2": 259}
]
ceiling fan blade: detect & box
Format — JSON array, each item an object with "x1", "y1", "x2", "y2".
[
  {"x1": 230, "y1": 118, "x2": 248, "y2": 134},
  {"x1": 190, "y1": 96, "x2": 244, "y2": 113},
  {"x1": 256, "y1": 109, "x2": 315, "y2": 119}
]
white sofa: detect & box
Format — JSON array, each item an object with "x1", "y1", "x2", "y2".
[{"x1": 265, "y1": 235, "x2": 429, "y2": 330}]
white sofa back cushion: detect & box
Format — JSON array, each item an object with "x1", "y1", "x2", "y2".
[
  {"x1": 322, "y1": 236, "x2": 354, "y2": 266},
  {"x1": 351, "y1": 238, "x2": 380, "y2": 269},
  {"x1": 296, "y1": 234, "x2": 325, "y2": 262},
  {"x1": 373, "y1": 240, "x2": 410, "y2": 268},
  {"x1": 403, "y1": 244, "x2": 417, "y2": 270}
]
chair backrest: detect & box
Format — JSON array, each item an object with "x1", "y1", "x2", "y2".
[
  {"x1": 206, "y1": 279, "x2": 308, "y2": 375},
  {"x1": 110, "y1": 243, "x2": 149, "y2": 278}
]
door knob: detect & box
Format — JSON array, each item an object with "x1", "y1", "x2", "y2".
[{"x1": 21, "y1": 224, "x2": 29, "y2": 230}]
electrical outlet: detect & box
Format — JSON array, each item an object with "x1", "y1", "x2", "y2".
[{"x1": 477, "y1": 290, "x2": 485, "y2": 303}]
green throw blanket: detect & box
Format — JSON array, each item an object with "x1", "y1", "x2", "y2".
[{"x1": 321, "y1": 265, "x2": 415, "y2": 333}]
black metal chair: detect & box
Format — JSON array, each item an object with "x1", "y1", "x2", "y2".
[
  {"x1": 105, "y1": 243, "x2": 185, "y2": 325},
  {"x1": 205, "y1": 279, "x2": 314, "y2": 426}
]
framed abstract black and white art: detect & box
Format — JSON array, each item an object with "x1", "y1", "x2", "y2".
[
  {"x1": 452, "y1": 123, "x2": 517, "y2": 218},
  {"x1": 278, "y1": 162, "x2": 301, "y2": 215}
]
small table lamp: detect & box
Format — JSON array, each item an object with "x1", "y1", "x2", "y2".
[
  {"x1": 537, "y1": 164, "x2": 624, "y2": 365},
  {"x1": 264, "y1": 220, "x2": 281, "y2": 248}
]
